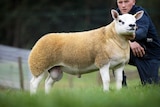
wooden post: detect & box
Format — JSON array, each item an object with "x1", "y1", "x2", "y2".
[{"x1": 18, "y1": 57, "x2": 24, "y2": 90}]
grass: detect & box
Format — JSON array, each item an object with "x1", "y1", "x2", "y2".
[
  {"x1": 0, "y1": 80, "x2": 160, "y2": 107},
  {"x1": 0, "y1": 63, "x2": 160, "y2": 107}
]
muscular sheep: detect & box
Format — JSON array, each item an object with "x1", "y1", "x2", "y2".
[{"x1": 28, "y1": 9, "x2": 143, "y2": 94}]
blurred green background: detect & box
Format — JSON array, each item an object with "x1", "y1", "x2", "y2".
[{"x1": 0, "y1": 0, "x2": 160, "y2": 48}]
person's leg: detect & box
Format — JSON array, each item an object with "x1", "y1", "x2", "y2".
[
  {"x1": 123, "y1": 49, "x2": 160, "y2": 85},
  {"x1": 122, "y1": 71, "x2": 127, "y2": 86},
  {"x1": 135, "y1": 59, "x2": 160, "y2": 85},
  {"x1": 150, "y1": 60, "x2": 159, "y2": 84}
]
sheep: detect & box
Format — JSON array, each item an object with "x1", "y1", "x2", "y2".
[{"x1": 28, "y1": 9, "x2": 144, "y2": 94}]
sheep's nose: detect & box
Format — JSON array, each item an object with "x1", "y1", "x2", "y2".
[{"x1": 129, "y1": 24, "x2": 136, "y2": 27}]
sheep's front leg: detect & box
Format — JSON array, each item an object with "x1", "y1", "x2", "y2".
[
  {"x1": 115, "y1": 66, "x2": 124, "y2": 90},
  {"x1": 99, "y1": 64, "x2": 110, "y2": 91}
]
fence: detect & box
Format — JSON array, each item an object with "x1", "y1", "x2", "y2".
[
  {"x1": 0, "y1": 44, "x2": 87, "y2": 90},
  {"x1": 0, "y1": 44, "x2": 84, "y2": 90},
  {"x1": 0, "y1": 44, "x2": 31, "y2": 90}
]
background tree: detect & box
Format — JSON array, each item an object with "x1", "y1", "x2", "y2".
[{"x1": 0, "y1": 0, "x2": 159, "y2": 49}]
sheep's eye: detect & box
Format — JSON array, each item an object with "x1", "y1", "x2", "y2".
[{"x1": 119, "y1": 20, "x2": 125, "y2": 24}]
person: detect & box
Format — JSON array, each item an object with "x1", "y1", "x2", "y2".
[{"x1": 116, "y1": 0, "x2": 160, "y2": 85}]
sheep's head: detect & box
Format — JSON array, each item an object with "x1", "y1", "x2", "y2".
[{"x1": 111, "y1": 9, "x2": 144, "y2": 40}]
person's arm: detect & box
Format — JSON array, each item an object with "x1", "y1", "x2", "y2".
[
  {"x1": 134, "y1": 13, "x2": 149, "y2": 40},
  {"x1": 129, "y1": 12, "x2": 149, "y2": 57}
]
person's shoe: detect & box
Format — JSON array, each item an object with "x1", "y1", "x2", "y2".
[{"x1": 122, "y1": 75, "x2": 127, "y2": 87}]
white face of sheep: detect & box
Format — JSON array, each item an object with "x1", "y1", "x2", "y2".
[{"x1": 111, "y1": 9, "x2": 144, "y2": 39}]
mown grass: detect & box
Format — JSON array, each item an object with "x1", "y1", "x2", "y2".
[{"x1": 0, "y1": 82, "x2": 160, "y2": 107}]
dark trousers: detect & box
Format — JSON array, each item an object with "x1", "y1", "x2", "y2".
[{"x1": 123, "y1": 51, "x2": 160, "y2": 85}]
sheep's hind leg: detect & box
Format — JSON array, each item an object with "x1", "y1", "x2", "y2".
[
  {"x1": 30, "y1": 72, "x2": 45, "y2": 94},
  {"x1": 45, "y1": 66, "x2": 63, "y2": 93}
]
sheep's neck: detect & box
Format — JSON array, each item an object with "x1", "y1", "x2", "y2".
[{"x1": 110, "y1": 22, "x2": 129, "y2": 50}]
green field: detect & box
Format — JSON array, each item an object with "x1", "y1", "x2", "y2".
[
  {"x1": 0, "y1": 63, "x2": 160, "y2": 107},
  {"x1": 0, "y1": 83, "x2": 160, "y2": 107}
]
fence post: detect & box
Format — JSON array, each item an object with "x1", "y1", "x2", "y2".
[{"x1": 18, "y1": 57, "x2": 24, "y2": 90}]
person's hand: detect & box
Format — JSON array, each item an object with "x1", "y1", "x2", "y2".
[{"x1": 129, "y1": 41, "x2": 145, "y2": 57}]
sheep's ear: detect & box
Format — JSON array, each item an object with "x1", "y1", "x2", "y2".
[
  {"x1": 111, "y1": 9, "x2": 119, "y2": 20},
  {"x1": 134, "y1": 11, "x2": 144, "y2": 20}
]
